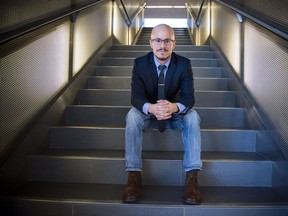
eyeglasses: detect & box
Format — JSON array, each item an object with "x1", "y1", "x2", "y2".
[{"x1": 150, "y1": 38, "x2": 175, "y2": 46}]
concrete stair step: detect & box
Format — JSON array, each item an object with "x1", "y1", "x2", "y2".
[
  {"x1": 110, "y1": 45, "x2": 211, "y2": 51},
  {"x1": 104, "y1": 50, "x2": 214, "y2": 58},
  {"x1": 94, "y1": 66, "x2": 223, "y2": 78},
  {"x1": 139, "y1": 34, "x2": 190, "y2": 37},
  {"x1": 29, "y1": 150, "x2": 271, "y2": 186},
  {"x1": 50, "y1": 127, "x2": 256, "y2": 152},
  {"x1": 100, "y1": 57, "x2": 218, "y2": 67},
  {"x1": 77, "y1": 89, "x2": 235, "y2": 107},
  {"x1": 136, "y1": 41, "x2": 193, "y2": 45},
  {"x1": 65, "y1": 106, "x2": 245, "y2": 129},
  {"x1": 3, "y1": 182, "x2": 287, "y2": 216},
  {"x1": 86, "y1": 77, "x2": 229, "y2": 91},
  {"x1": 138, "y1": 36, "x2": 191, "y2": 40}
]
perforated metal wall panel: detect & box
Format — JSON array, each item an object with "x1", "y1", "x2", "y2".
[
  {"x1": 211, "y1": 1, "x2": 241, "y2": 75},
  {"x1": 220, "y1": 0, "x2": 288, "y2": 31},
  {"x1": 0, "y1": 0, "x2": 102, "y2": 33},
  {"x1": 210, "y1": 1, "x2": 288, "y2": 156},
  {"x1": 198, "y1": 1, "x2": 210, "y2": 45},
  {"x1": 244, "y1": 22, "x2": 288, "y2": 152},
  {"x1": 73, "y1": 1, "x2": 112, "y2": 74},
  {"x1": 0, "y1": 22, "x2": 70, "y2": 156}
]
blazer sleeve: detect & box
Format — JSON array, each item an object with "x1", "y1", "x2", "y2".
[
  {"x1": 165, "y1": 54, "x2": 195, "y2": 111},
  {"x1": 178, "y1": 59, "x2": 195, "y2": 110},
  {"x1": 130, "y1": 53, "x2": 195, "y2": 113},
  {"x1": 130, "y1": 57, "x2": 157, "y2": 112}
]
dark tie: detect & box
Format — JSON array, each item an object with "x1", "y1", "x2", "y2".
[{"x1": 158, "y1": 64, "x2": 166, "y2": 132}]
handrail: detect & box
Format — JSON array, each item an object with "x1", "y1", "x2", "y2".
[
  {"x1": 185, "y1": 1, "x2": 205, "y2": 27},
  {"x1": 185, "y1": 3, "x2": 197, "y2": 24},
  {"x1": 119, "y1": 1, "x2": 146, "y2": 27},
  {"x1": 0, "y1": 0, "x2": 108, "y2": 45},
  {"x1": 130, "y1": 3, "x2": 146, "y2": 24},
  {"x1": 119, "y1": 0, "x2": 132, "y2": 26},
  {"x1": 195, "y1": 0, "x2": 205, "y2": 26},
  {"x1": 215, "y1": 0, "x2": 288, "y2": 40}
]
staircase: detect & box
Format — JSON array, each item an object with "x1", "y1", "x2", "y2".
[
  {"x1": 136, "y1": 27, "x2": 193, "y2": 45},
  {"x1": 3, "y1": 28, "x2": 288, "y2": 216}
]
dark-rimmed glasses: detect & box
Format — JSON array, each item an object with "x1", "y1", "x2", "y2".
[{"x1": 150, "y1": 38, "x2": 175, "y2": 46}]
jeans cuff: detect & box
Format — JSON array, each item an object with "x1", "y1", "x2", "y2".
[{"x1": 125, "y1": 168, "x2": 142, "y2": 172}]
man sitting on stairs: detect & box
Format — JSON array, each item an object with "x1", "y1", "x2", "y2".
[{"x1": 122, "y1": 24, "x2": 202, "y2": 205}]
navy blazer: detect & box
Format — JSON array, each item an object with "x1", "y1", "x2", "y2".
[{"x1": 131, "y1": 51, "x2": 195, "y2": 113}]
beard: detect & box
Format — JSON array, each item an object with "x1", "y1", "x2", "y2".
[
  {"x1": 155, "y1": 48, "x2": 171, "y2": 61},
  {"x1": 155, "y1": 55, "x2": 170, "y2": 61}
]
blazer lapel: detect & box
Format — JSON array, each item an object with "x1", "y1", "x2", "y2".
[
  {"x1": 148, "y1": 52, "x2": 158, "y2": 87},
  {"x1": 165, "y1": 53, "x2": 177, "y2": 94}
]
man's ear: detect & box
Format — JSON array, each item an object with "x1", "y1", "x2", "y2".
[
  {"x1": 149, "y1": 40, "x2": 153, "y2": 49},
  {"x1": 172, "y1": 40, "x2": 176, "y2": 50}
]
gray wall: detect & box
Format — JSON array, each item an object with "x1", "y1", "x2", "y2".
[
  {"x1": 210, "y1": 1, "x2": 288, "y2": 159},
  {"x1": 0, "y1": 0, "x2": 145, "y2": 190},
  {"x1": 187, "y1": 0, "x2": 288, "y2": 198},
  {"x1": 144, "y1": 0, "x2": 187, "y2": 19}
]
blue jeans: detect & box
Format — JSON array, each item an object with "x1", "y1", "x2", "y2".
[{"x1": 125, "y1": 107, "x2": 202, "y2": 172}]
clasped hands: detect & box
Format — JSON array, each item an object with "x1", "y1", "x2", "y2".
[{"x1": 148, "y1": 100, "x2": 179, "y2": 120}]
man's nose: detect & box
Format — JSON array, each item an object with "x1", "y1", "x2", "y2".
[{"x1": 160, "y1": 40, "x2": 166, "y2": 47}]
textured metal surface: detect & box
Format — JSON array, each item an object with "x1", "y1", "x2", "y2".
[
  {"x1": 244, "y1": 22, "x2": 288, "y2": 153},
  {"x1": 0, "y1": 0, "x2": 70, "y2": 32},
  {"x1": 72, "y1": 1, "x2": 112, "y2": 74},
  {"x1": 0, "y1": 0, "x2": 106, "y2": 33},
  {"x1": 220, "y1": 0, "x2": 288, "y2": 31},
  {"x1": 0, "y1": 22, "x2": 70, "y2": 157},
  {"x1": 211, "y1": 1, "x2": 241, "y2": 75}
]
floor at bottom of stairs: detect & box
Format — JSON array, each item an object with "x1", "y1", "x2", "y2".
[
  {"x1": 3, "y1": 182, "x2": 288, "y2": 204},
  {"x1": 2, "y1": 182, "x2": 288, "y2": 216}
]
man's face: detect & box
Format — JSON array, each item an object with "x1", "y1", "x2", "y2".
[{"x1": 150, "y1": 26, "x2": 176, "y2": 63}]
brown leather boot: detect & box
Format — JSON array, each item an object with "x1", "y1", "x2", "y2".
[
  {"x1": 122, "y1": 171, "x2": 142, "y2": 203},
  {"x1": 183, "y1": 170, "x2": 202, "y2": 205}
]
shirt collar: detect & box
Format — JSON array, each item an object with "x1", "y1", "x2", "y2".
[{"x1": 153, "y1": 55, "x2": 171, "y2": 70}]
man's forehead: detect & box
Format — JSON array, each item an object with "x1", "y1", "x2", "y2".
[{"x1": 151, "y1": 27, "x2": 174, "y2": 38}]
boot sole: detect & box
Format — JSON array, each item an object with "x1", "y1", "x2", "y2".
[{"x1": 183, "y1": 198, "x2": 202, "y2": 205}]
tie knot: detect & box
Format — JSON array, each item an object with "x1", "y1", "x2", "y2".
[{"x1": 158, "y1": 64, "x2": 166, "y2": 72}]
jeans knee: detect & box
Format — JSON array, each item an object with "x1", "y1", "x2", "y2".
[
  {"x1": 126, "y1": 108, "x2": 144, "y2": 128},
  {"x1": 184, "y1": 109, "x2": 201, "y2": 126}
]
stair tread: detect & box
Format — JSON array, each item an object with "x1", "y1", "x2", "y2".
[
  {"x1": 93, "y1": 66, "x2": 224, "y2": 78},
  {"x1": 94, "y1": 66, "x2": 221, "y2": 68},
  {"x1": 110, "y1": 45, "x2": 211, "y2": 51},
  {"x1": 8, "y1": 182, "x2": 288, "y2": 205},
  {"x1": 51, "y1": 126, "x2": 251, "y2": 131},
  {"x1": 68, "y1": 105, "x2": 241, "y2": 108},
  {"x1": 81, "y1": 89, "x2": 234, "y2": 93},
  {"x1": 106, "y1": 50, "x2": 214, "y2": 53},
  {"x1": 101, "y1": 57, "x2": 218, "y2": 60},
  {"x1": 34, "y1": 150, "x2": 268, "y2": 162},
  {"x1": 88, "y1": 76, "x2": 227, "y2": 80}
]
